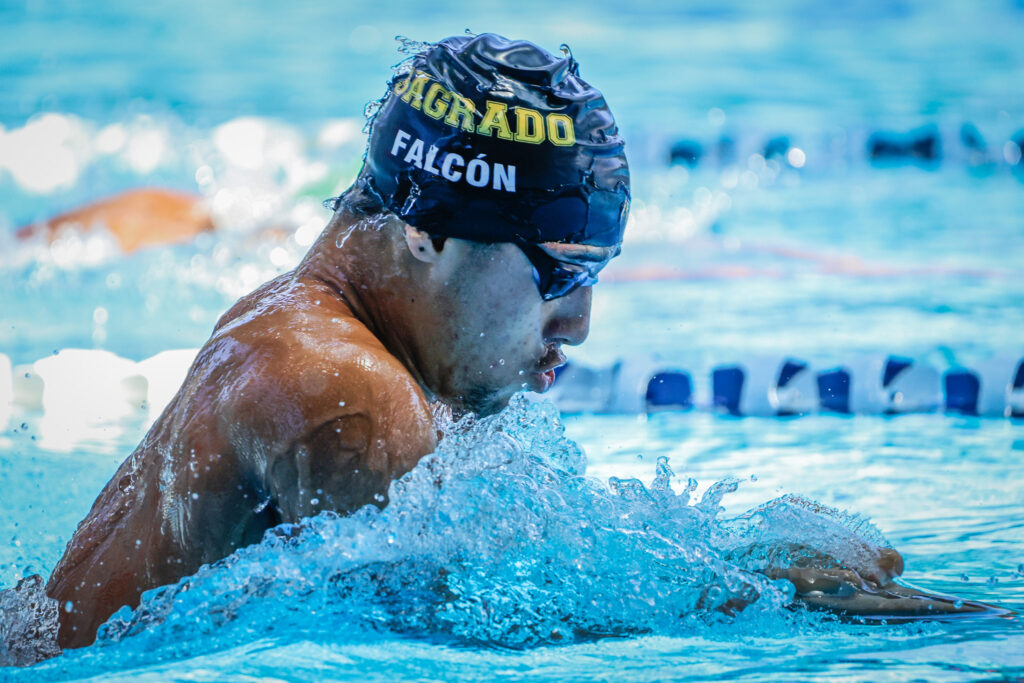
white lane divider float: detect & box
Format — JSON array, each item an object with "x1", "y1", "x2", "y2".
[
  {"x1": 2, "y1": 349, "x2": 199, "y2": 429},
  {"x1": 1, "y1": 349, "x2": 1022, "y2": 424}
]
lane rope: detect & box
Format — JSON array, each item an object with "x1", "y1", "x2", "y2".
[{"x1": 2, "y1": 349, "x2": 1021, "y2": 421}]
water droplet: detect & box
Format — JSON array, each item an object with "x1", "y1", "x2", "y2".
[
  {"x1": 191, "y1": 493, "x2": 199, "y2": 500},
  {"x1": 960, "y1": 573, "x2": 970, "y2": 582},
  {"x1": 987, "y1": 576, "x2": 999, "y2": 586},
  {"x1": 64, "y1": 601, "x2": 74, "y2": 613},
  {"x1": 954, "y1": 599, "x2": 964, "y2": 609},
  {"x1": 310, "y1": 498, "x2": 319, "y2": 506}
]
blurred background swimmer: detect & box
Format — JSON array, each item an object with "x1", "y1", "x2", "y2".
[{"x1": 16, "y1": 188, "x2": 212, "y2": 253}]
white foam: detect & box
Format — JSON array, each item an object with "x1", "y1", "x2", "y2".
[
  {"x1": 123, "y1": 123, "x2": 169, "y2": 174},
  {"x1": 316, "y1": 118, "x2": 363, "y2": 149},
  {"x1": 0, "y1": 113, "x2": 92, "y2": 193},
  {"x1": 214, "y1": 117, "x2": 304, "y2": 173}
]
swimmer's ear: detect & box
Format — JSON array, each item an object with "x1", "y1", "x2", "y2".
[{"x1": 404, "y1": 226, "x2": 445, "y2": 263}]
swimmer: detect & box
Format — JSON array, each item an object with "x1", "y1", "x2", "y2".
[
  {"x1": 44, "y1": 33, "x2": 629, "y2": 649},
  {"x1": 39, "y1": 33, "x2": 968, "y2": 653}
]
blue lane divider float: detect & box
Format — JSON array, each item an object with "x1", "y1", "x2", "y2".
[
  {"x1": 943, "y1": 356, "x2": 1024, "y2": 417},
  {"x1": 548, "y1": 353, "x2": 1024, "y2": 417},
  {"x1": 646, "y1": 372, "x2": 693, "y2": 411},
  {"x1": 710, "y1": 356, "x2": 820, "y2": 416}
]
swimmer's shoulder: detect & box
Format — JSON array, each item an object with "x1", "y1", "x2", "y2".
[{"x1": 202, "y1": 273, "x2": 435, "y2": 458}]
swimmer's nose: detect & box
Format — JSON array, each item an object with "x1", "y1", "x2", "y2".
[{"x1": 544, "y1": 285, "x2": 592, "y2": 347}]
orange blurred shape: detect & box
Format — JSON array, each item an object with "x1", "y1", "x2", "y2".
[{"x1": 16, "y1": 188, "x2": 213, "y2": 253}]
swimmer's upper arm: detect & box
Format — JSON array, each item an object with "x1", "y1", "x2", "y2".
[{"x1": 236, "y1": 344, "x2": 436, "y2": 523}]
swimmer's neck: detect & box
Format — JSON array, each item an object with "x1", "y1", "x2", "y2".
[{"x1": 296, "y1": 215, "x2": 438, "y2": 403}]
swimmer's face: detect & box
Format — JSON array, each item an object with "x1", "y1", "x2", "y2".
[{"x1": 408, "y1": 231, "x2": 617, "y2": 416}]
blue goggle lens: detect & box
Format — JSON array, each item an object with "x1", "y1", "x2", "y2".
[{"x1": 515, "y1": 241, "x2": 607, "y2": 301}]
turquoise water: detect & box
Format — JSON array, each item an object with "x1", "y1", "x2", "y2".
[
  {"x1": 3, "y1": 403, "x2": 1023, "y2": 680},
  {"x1": 3, "y1": 0, "x2": 1024, "y2": 679}
]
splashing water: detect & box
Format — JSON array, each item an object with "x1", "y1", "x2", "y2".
[
  {"x1": 0, "y1": 396, "x2": 883, "y2": 672},
  {"x1": 354, "y1": 35, "x2": 437, "y2": 156},
  {"x1": 0, "y1": 576, "x2": 61, "y2": 667},
  {"x1": 394, "y1": 34, "x2": 436, "y2": 59}
]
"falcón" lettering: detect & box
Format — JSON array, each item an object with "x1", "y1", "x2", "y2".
[{"x1": 390, "y1": 129, "x2": 517, "y2": 192}]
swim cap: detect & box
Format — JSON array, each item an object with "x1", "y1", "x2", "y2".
[{"x1": 356, "y1": 33, "x2": 630, "y2": 247}]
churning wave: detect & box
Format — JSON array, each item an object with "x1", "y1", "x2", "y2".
[{"x1": 0, "y1": 395, "x2": 897, "y2": 676}]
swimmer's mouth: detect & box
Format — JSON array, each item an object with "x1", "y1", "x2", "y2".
[
  {"x1": 537, "y1": 346, "x2": 567, "y2": 374},
  {"x1": 532, "y1": 347, "x2": 567, "y2": 392}
]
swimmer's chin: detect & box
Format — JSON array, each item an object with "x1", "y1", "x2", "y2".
[
  {"x1": 447, "y1": 373, "x2": 555, "y2": 417},
  {"x1": 444, "y1": 387, "x2": 511, "y2": 419}
]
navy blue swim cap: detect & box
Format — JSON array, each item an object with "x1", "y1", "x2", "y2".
[{"x1": 356, "y1": 33, "x2": 630, "y2": 247}]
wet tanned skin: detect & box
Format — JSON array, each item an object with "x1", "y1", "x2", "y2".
[
  {"x1": 46, "y1": 273, "x2": 437, "y2": 647},
  {"x1": 45, "y1": 201, "x2": 601, "y2": 649},
  {"x1": 45, "y1": 215, "x2": 443, "y2": 648}
]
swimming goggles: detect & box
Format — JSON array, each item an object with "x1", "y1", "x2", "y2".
[{"x1": 514, "y1": 241, "x2": 619, "y2": 301}]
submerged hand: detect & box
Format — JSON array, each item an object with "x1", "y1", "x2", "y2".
[
  {"x1": 763, "y1": 545, "x2": 904, "y2": 588},
  {"x1": 767, "y1": 550, "x2": 1010, "y2": 620}
]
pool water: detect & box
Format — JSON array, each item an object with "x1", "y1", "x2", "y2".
[
  {"x1": 2, "y1": 403, "x2": 1023, "y2": 680},
  {"x1": 3, "y1": 0, "x2": 1024, "y2": 679}
]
